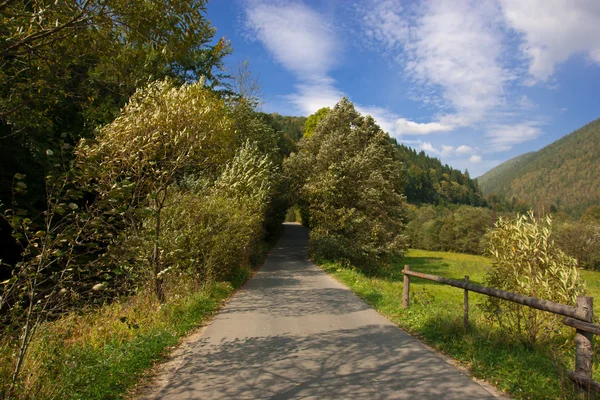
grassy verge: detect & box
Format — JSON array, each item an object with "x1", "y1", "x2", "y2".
[
  {"x1": 0, "y1": 275, "x2": 244, "y2": 400},
  {"x1": 320, "y1": 249, "x2": 600, "y2": 400}
]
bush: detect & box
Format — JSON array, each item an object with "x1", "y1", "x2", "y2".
[
  {"x1": 553, "y1": 221, "x2": 600, "y2": 270},
  {"x1": 483, "y1": 212, "x2": 585, "y2": 343},
  {"x1": 407, "y1": 205, "x2": 492, "y2": 254}
]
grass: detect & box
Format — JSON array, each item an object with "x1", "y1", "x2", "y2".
[
  {"x1": 320, "y1": 249, "x2": 600, "y2": 400},
  {"x1": 0, "y1": 276, "x2": 244, "y2": 400}
]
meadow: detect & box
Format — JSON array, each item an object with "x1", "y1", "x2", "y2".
[{"x1": 321, "y1": 249, "x2": 600, "y2": 399}]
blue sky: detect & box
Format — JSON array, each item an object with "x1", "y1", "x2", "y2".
[{"x1": 207, "y1": 0, "x2": 600, "y2": 177}]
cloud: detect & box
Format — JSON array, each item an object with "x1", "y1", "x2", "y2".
[
  {"x1": 470, "y1": 155, "x2": 482, "y2": 163},
  {"x1": 456, "y1": 145, "x2": 474, "y2": 155},
  {"x1": 499, "y1": 0, "x2": 600, "y2": 82},
  {"x1": 440, "y1": 145, "x2": 454, "y2": 157},
  {"x1": 419, "y1": 141, "x2": 439, "y2": 154},
  {"x1": 518, "y1": 95, "x2": 535, "y2": 110},
  {"x1": 285, "y1": 81, "x2": 344, "y2": 115},
  {"x1": 560, "y1": 108, "x2": 568, "y2": 112},
  {"x1": 360, "y1": 0, "x2": 511, "y2": 126},
  {"x1": 394, "y1": 118, "x2": 454, "y2": 135},
  {"x1": 244, "y1": 1, "x2": 338, "y2": 81},
  {"x1": 486, "y1": 122, "x2": 543, "y2": 151}
]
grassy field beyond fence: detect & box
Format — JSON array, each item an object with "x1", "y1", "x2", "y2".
[{"x1": 321, "y1": 249, "x2": 600, "y2": 399}]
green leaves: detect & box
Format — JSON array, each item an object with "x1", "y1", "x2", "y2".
[
  {"x1": 285, "y1": 98, "x2": 408, "y2": 270},
  {"x1": 484, "y1": 211, "x2": 584, "y2": 343}
]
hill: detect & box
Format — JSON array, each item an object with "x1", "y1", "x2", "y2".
[
  {"x1": 391, "y1": 141, "x2": 487, "y2": 207},
  {"x1": 477, "y1": 118, "x2": 600, "y2": 216}
]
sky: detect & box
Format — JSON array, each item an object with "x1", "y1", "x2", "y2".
[{"x1": 207, "y1": 0, "x2": 600, "y2": 177}]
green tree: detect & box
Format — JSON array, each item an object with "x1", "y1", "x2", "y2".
[
  {"x1": 0, "y1": 0, "x2": 232, "y2": 235},
  {"x1": 303, "y1": 107, "x2": 330, "y2": 138},
  {"x1": 285, "y1": 98, "x2": 408, "y2": 270},
  {"x1": 76, "y1": 80, "x2": 235, "y2": 301}
]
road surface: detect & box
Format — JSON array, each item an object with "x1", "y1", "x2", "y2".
[{"x1": 141, "y1": 223, "x2": 501, "y2": 399}]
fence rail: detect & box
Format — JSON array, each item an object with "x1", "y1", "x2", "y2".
[{"x1": 401, "y1": 264, "x2": 599, "y2": 393}]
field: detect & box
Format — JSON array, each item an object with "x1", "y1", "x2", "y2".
[{"x1": 321, "y1": 249, "x2": 600, "y2": 399}]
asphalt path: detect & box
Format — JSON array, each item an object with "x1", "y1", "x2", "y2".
[{"x1": 141, "y1": 223, "x2": 501, "y2": 399}]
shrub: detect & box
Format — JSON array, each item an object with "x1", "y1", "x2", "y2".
[
  {"x1": 407, "y1": 205, "x2": 492, "y2": 254},
  {"x1": 483, "y1": 211, "x2": 584, "y2": 343},
  {"x1": 553, "y1": 221, "x2": 600, "y2": 270}
]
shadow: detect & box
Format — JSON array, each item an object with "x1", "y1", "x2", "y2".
[
  {"x1": 140, "y1": 223, "x2": 496, "y2": 399},
  {"x1": 221, "y1": 286, "x2": 371, "y2": 318},
  {"x1": 148, "y1": 325, "x2": 496, "y2": 399}
]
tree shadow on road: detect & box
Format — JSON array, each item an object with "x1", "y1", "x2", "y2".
[{"x1": 148, "y1": 324, "x2": 495, "y2": 400}]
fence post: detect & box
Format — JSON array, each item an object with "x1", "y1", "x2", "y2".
[
  {"x1": 464, "y1": 276, "x2": 469, "y2": 331},
  {"x1": 575, "y1": 296, "x2": 594, "y2": 391},
  {"x1": 402, "y1": 265, "x2": 410, "y2": 308}
]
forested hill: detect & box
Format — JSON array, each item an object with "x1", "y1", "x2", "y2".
[
  {"x1": 272, "y1": 112, "x2": 486, "y2": 207},
  {"x1": 393, "y1": 142, "x2": 487, "y2": 206},
  {"x1": 270, "y1": 113, "x2": 306, "y2": 141},
  {"x1": 477, "y1": 118, "x2": 600, "y2": 216}
]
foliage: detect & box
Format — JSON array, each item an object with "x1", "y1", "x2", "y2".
[
  {"x1": 477, "y1": 118, "x2": 600, "y2": 217},
  {"x1": 484, "y1": 212, "x2": 585, "y2": 343},
  {"x1": 0, "y1": 277, "x2": 235, "y2": 399},
  {"x1": 407, "y1": 205, "x2": 494, "y2": 254},
  {"x1": 303, "y1": 107, "x2": 330, "y2": 138},
  {"x1": 0, "y1": 0, "x2": 232, "y2": 263},
  {"x1": 154, "y1": 141, "x2": 278, "y2": 282},
  {"x1": 392, "y1": 143, "x2": 487, "y2": 207},
  {"x1": 75, "y1": 79, "x2": 235, "y2": 300},
  {"x1": 553, "y1": 220, "x2": 600, "y2": 270},
  {"x1": 285, "y1": 98, "x2": 408, "y2": 270}
]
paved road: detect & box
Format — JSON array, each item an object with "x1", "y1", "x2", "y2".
[{"x1": 142, "y1": 223, "x2": 500, "y2": 399}]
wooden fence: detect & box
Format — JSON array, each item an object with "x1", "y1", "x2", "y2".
[{"x1": 401, "y1": 265, "x2": 600, "y2": 392}]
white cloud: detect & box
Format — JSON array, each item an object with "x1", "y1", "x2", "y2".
[
  {"x1": 244, "y1": 1, "x2": 338, "y2": 81},
  {"x1": 470, "y1": 155, "x2": 482, "y2": 163},
  {"x1": 456, "y1": 145, "x2": 474, "y2": 155},
  {"x1": 419, "y1": 141, "x2": 439, "y2": 154},
  {"x1": 560, "y1": 107, "x2": 568, "y2": 112},
  {"x1": 486, "y1": 122, "x2": 543, "y2": 151},
  {"x1": 499, "y1": 0, "x2": 600, "y2": 82},
  {"x1": 394, "y1": 118, "x2": 454, "y2": 135},
  {"x1": 518, "y1": 95, "x2": 535, "y2": 110},
  {"x1": 285, "y1": 81, "x2": 344, "y2": 115},
  {"x1": 440, "y1": 145, "x2": 454, "y2": 157},
  {"x1": 360, "y1": 0, "x2": 511, "y2": 126}
]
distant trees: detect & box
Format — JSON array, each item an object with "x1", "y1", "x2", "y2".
[
  {"x1": 406, "y1": 205, "x2": 494, "y2": 254},
  {"x1": 285, "y1": 98, "x2": 408, "y2": 270},
  {"x1": 303, "y1": 107, "x2": 330, "y2": 138},
  {"x1": 392, "y1": 143, "x2": 487, "y2": 207},
  {"x1": 477, "y1": 118, "x2": 600, "y2": 218}
]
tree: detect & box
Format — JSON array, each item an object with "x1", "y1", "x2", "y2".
[
  {"x1": 0, "y1": 0, "x2": 232, "y2": 248},
  {"x1": 285, "y1": 98, "x2": 408, "y2": 270},
  {"x1": 303, "y1": 107, "x2": 330, "y2": 138},
  {"x1": 76, "y1": 80, "x2": 235, "y2": 301}
]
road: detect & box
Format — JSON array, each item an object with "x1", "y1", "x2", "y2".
[{"x1": 141, "y1": 223, "x2": 500, "y2": 399}]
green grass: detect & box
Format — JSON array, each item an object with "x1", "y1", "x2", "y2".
[
  {"x1": 2, "y1": 279, "x2": 239, "y2": 400},
  {"x1": 321, "y1": 249, "x2": 600, "y2": 400}
]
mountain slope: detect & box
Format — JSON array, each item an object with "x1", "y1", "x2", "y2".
[{"x1": 477, "y1": 118, "x2": 600, "y2": 216}]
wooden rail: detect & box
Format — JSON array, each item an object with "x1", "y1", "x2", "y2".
[{"x1": 401, "y1": 264, "x2": 599, "y2": 393}]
